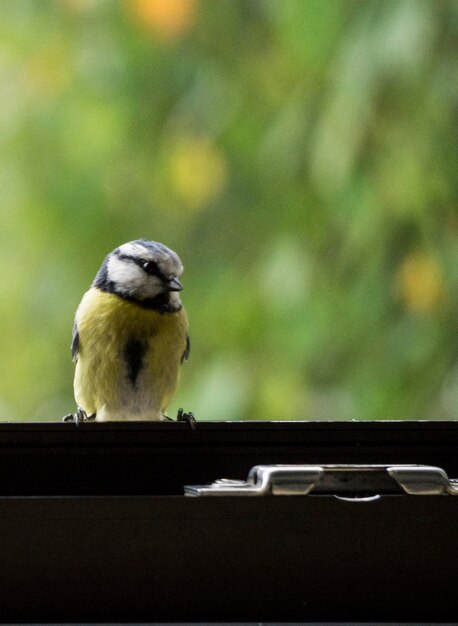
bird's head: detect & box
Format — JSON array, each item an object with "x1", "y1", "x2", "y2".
[{"x1": 94, "y1": 240, "x2": 184, "y2": 311}]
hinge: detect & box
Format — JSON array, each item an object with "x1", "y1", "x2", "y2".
[{"x1": 184, "y1": 464, "x2": 458, "y2": 497}]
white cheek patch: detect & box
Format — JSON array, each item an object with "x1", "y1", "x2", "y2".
[
  {"x1": 168, "y1": 291, "x2": 182, "y2": 309},
  {"x1": 107, "y1": 256, "x2": 163, "y2": 299}
]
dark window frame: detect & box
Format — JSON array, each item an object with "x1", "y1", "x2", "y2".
[{"x1": 0, "y1": 420, "x2": 457, "y2": 623}]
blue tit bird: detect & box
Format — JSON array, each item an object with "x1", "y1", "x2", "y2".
[{"x1": 64, "y1": 240, "x2": 192, "y2": 424}]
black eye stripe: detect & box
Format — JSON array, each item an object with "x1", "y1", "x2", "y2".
[
  {"x1": 142, "y1": 260, "x2": 161, "y2": 276},
  {"x1": 114, "y1": 252, "x2": 170, "y2": 281}
]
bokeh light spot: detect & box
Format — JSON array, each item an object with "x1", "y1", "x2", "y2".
[
  {"x1": 169, "y1": 137, "x2": 228, "y2": 211},
  {"x1": 127, "y1": 0, "x2": 197, "y2": 40},
  {"x1": 396, "y1": 253, "x2": 445, "y2": 315}
]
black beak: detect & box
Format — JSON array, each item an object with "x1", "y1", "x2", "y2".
[{"x1": 167, "y1": 277, "x2": 183, "y2": 292}]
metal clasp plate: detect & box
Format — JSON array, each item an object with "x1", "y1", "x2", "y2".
[{"x1": 184, "y1": 464, "x2": 458, "y2": 497}]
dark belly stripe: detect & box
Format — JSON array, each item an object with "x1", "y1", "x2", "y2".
[{"x1": 123, "y1": 339, "x2": 147, "y2": 387}]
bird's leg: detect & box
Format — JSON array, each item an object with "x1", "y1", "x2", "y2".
[{"x1": 176, "y1": 407, "x2": 197, "y2": 431}]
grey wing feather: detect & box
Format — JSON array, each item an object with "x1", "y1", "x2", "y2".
[
  {"x1": 71, "y1": 322, "x2": 80, "y2": 363},
  {"x1": 181, "y1": 335, "x2": 190, "y2": 364}
]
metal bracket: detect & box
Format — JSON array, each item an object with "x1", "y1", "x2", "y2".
[{"x1": 184, "y1": 464, "x2": 458, "y2": 497}]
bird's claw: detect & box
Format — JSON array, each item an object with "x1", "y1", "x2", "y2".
[
  {"x1": 177, "y1": 407, "x2": 197, "y2": 431},
  {"x1": 62, "y1": 407, "x2": 96, "y2": 424}
]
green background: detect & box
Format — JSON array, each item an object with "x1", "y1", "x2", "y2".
[{"x1": 0, "y1": 0, "x2": 456, "y2": 422}]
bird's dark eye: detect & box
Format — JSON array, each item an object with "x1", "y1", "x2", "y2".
[{"x1": 142, "y1": 260, "x2": 160, "y2": 276}]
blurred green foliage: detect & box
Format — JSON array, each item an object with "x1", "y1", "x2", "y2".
[{"x1": 0, "y1": 0, "x2": 456, "y2": 421}]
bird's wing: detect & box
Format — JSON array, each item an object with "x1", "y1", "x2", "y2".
[
  {"x1": 181, "y1": 334, "x2": 190, "y2": 364},
  {"x1": 71, "y1": 321, "x2": 80, "y2": 363}
]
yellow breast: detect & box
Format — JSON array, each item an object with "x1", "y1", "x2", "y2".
[{"x1": 73, "y1": 288, "x2": 188, "y2": 420}]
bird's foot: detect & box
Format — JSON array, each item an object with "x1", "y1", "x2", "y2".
[
  {"x1": 177, "y1": 407, "x2": 197, "y2": 431},
  {"x1": 62, "y1": 407, "x2": 96, "y2": 424}
]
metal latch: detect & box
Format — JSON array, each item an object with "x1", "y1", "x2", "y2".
[{"x1": 184, "y1": 464, "x2": 458, "y2": 497}]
